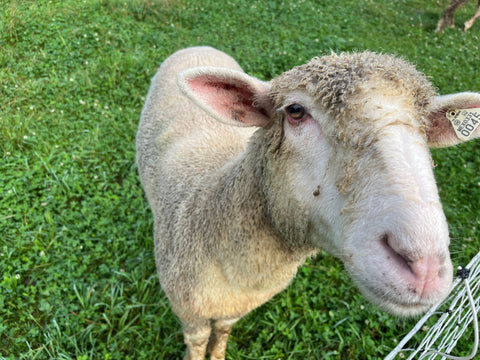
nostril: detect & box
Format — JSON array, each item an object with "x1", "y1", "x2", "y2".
[
  {"x1": 383, "y1": 233, "x2": 419, "y2": 261},
  {"x1": 380, "y1": 233, "x2": 413, "y2": 273}
]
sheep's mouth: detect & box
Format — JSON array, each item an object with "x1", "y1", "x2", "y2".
[
  {"x1": 344, "y1": 233, "x2": 453, "y2": 317},
  {"x1": 355, "y1": 278, "x2": 444, "y2": 317},
  {"x1": 362, "y1": 281, "x2": 434, "y2": 313}
]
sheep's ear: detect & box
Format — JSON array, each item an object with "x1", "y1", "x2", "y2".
[
  {"x1": 427, "y1": 92, "x2": 480, "y2": 148},
  {"x1": 177, "y1": 66, "x2": 273, "y2": 127}
]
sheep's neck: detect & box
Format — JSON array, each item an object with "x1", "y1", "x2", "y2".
[
  {"x1": 198, "y1": 145, "x2": 315, "y2": 291},
  {"x1": 208, "y1": 130, "x2": 317, "y2": 258}
]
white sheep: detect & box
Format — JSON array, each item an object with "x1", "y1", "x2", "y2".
[{"x1": 136, "y1": 46, "x2": 480, "y2": 360}]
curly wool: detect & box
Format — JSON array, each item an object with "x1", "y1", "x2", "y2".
[{"x1": 271, "y1": 51, "x2": 436, "y2": 119}]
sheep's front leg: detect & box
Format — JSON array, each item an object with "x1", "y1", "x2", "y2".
[
  {"x1": 207, "y1": 318, "x2": 239, "y2": 360},
  {"x1": 182, "y1": 320, "x2": 211, "y2": 360}
]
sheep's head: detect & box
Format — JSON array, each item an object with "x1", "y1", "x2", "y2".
[{"x1": 178, "y1": 51, "x2": 480, "y2": 316}]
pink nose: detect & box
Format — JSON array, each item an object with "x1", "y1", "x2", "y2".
[{"x1": 407, "y1": 254, "x2": 448, "y2": 298}]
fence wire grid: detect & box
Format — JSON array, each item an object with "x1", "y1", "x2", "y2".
[{"x1": 385, "y1": 250, "x2": 480, "y2": 360}]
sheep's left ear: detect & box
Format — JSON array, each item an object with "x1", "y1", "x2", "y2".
[{"x1": 427, "y1": 92, "x2": 480, "y2": 148}]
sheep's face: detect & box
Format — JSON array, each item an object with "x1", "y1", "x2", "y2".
[{"x1": 273, "y1": 83, "x2": 453, "y2": 316}]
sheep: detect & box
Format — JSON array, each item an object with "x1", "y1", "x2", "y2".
[
  {"x1": 436, "y1": 0, "x2": 480, "y2": 32},
  {"x1": 136, "y1": 46, "x2": 480, "y2": 360}
]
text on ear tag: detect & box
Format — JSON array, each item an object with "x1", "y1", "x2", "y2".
[{"x1": 446, "y1": 108, "x2": 480, "y2": 141}]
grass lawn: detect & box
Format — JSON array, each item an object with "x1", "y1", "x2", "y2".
[{"x1": 1, "y1": 0, "x2": 480, "y2": 359}]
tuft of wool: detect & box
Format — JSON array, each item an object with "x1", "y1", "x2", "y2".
[{"x1": 271, "y1": 51, "x2": 436, "y2": 118}]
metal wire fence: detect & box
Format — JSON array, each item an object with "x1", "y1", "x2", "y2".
[{"x1": 385, "y1": 251, "x2": 480, "y2": 360}]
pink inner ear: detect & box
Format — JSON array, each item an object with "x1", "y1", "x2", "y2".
[
  {"x1": 188, "y1": 75, "x2": 267, "y2": 125},
  {"x1": 427, "y1": 109, "x2": 456, "y2": 145}
]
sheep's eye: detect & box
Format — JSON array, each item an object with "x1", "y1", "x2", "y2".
[{"x1": 286, "y1": 104, "x2": 305, "y2": 120}]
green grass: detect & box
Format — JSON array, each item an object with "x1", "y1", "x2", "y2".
[{"x1": 1, "y1": 0, "x2": 480, "y2": 358}]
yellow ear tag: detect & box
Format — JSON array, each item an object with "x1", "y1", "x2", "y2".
[{"x1": 446, "y1": 108, "x2": 480, "y2": 141}]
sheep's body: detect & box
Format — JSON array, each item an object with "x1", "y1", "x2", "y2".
[
  {"x1": 137, "y1": 49, "x2": 316, "y2": 359},
  {"x1": 137, "y1": 47, "x2": 480, "y2": 360},
  {"x1": 137, "y1": 48, "x2": 313, "y2": 322},
  {"x1": 436, "y1": 0, "x2": 480, "y2": 32}
]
